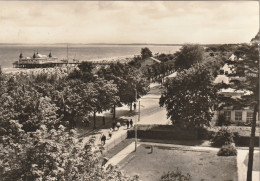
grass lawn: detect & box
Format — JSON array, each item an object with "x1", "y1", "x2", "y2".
[{"x1": 118, "y1": 144, "x2": 237, "y2": 181}]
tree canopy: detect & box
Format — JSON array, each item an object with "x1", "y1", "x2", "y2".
[
  {"x1": 160, "y1": 63, "x2": 218, "y2": 127},
  {"x1": 97, "y1": 62, "x2": 149, "y2": 112},
  {"x1": 174, "y1": 44, "x2": 204, "y2": 70},
  {"x1": 141, "y1": 47, "x2": 153, "y2": 60},
  {"x1": 0, "y1": 123, "x2": 138, "y2": 181},
  {"x1": 0, "y1": 65, "x2": 142, "y2": 180}
]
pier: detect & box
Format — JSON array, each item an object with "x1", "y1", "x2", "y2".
[{"x1": 13, "y1": 59, "x2": 132, "y2": 69}]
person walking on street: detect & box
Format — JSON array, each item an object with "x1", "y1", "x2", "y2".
[
  {"x1": 133, "y1": 103, "x2": 137, "y2": 110},
  {"x1": 130, "y1": 119, "x2": 133, "y2": 128},
  {"x1": 101, "y1": 134, "x2": 106, "y2": 145},
  {"x1": 100, "y1": 134, "x2": 104, "y2": 145},
  {"x1": 126, "y1": 120, "x2": 130, "y2": 129},
  {"x1": 112, "y1": 121, "x2": 116, "y2": 130},
  {"x1": 108, "y1": 128, "x2": 113, "y2": 138},
  {"x1": 116, "y1": 122, "x2": 121, "y2": 130}
]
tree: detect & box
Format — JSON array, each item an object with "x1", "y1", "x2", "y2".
[
  {"x1": 128, "y1": 55, "x2": 141, "y2": 69},
  {"x1": 141, "y1": 47, "x2": 152, "y2": 60},
  {"x1": 155, "y1": 53, "x2": 174, "y2": 63},
  {"x1": 174, "y1": 44, "x2": 204, "y2": 70},
  {"x1": 88, "y1": 79, "x2": 119, "y2": 128},
  {"x1": 97, "y1": 63, "x2": 149, "y2": 115},
  {"x1": 0, "y1": 124, "x2": 138, "y2": 181},
  {"x1": 226, "y1": 43, "x2": 259, "y2": 181},
  {"x1": 68, "y1": 61, "x2": 95, "y2": 82},
  {"x1": 0, "y1": 74, "x2": 60, "y2": 133},
  {"x1": 234, "y1": 45, "x2": 249, "y2": 61},
  {"x1": 159, "y1": 63, "x2": 218, "y2": 127}
]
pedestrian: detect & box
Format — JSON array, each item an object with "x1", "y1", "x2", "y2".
[
  {"x1": 116, "y1": 122, "x2": 121, "y2": 130},
  {"x1": 112, "y1": 121, "x2": 116, "y2": 130},
  {"x1": 103, "y1": 135, "x2": 107, "y2": 145},
  {"x1": 133, "y1": 103, "x2": 137, "y2": 110},
  {"x1": 100, "y1": 134, "x2": 104, "y2": 145},
  {"x1": 102, "y1": 116, "x2": 105, "y2": 125},
  {"x1": 126, "y1": 120, "x2": 130, "y2": 129},
  {"x1": 130, "y1": 119, "x2": 133, "y2": 127},
  {"x1": 101, "y1": 134, "x2": 106, "y2": 145},
  {"x1": 108, "y1": 128, "x2": 113, "y2": 138}
]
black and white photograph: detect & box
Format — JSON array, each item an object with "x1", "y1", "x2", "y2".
[{"x1": 0, "y1": 1, "x2": 259, "y2": 181}]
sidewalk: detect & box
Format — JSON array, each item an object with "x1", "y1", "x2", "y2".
[
  {"x1": 237, "y1": 149, "x2": 260, "y2": 181},
  {"x1": 105, "y1": 142, "x2": 140, "y2": 168}
]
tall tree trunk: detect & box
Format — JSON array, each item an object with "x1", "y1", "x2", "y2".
[
  {"x1": 247, "y1": 103, "x2": 258, "y2": 181},
  {"x1": 93, "y1": 111, "x2": 96, "y2": 129},
  {"x1": 113, "y1": 104, "x2": 116, "y2": 119}
]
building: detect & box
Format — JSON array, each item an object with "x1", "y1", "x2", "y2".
[
  {"x1": 212, "y1": 88, "x2": 258, "y2": 125},
  {"x1": 212, "y1": 64, "x2": 258, "y2": 125},
  {"x1": 140, "y1": 57, "x2": 161, "y2": 67},
  {"x1": 20, "y1": 51, "x2": 58, "y2": 63},
  {"x1": 13, "y1": 51, "x2": 72, "y2": 68}
]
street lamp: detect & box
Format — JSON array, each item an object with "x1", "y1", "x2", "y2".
[
  {"x1": 134, "y1": 88, "x2": 137, "y2": 152},
  {"x1": 135, "y1": 101, "x2": 140, "y2": 152}
]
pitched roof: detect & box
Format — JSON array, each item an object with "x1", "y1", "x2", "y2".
[{"x1": 149, "y1": 57, "x2": 161, "y2": 63}]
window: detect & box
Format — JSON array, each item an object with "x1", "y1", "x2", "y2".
[
  {"x1": 235, "y1": 111, "x2": 242, "y2": 121},
  {"x1": 246, "y1": 112, "x2": 253, "y2": 123},
  {"x1": 224, "y1": 111, "x2": 231, "y2": 121}
]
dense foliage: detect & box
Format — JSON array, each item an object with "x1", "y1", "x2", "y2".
[
  {"x1": 160, "y1": 63, "x2": 218, "y2": 127},
  {"x1": 159, "y1": 169, "x2": 191, "y2": 181},
  {"x1": 0, "y1": 59, "x2": 150, "y2": 180},
  {"x1": 217, "y1": 144, "x2": 237, "y2": 156},
  {"x1": 211, "y1": 127, "x2": 235, "y2": 147},
  {"x1": 97, "y1": 62, "x2": 150, "y2": 112},
  {"x1": 0, "y1": 123, "x2": 138, "y2": 181},
  {"x1": 174, "y1": 44, "x2": 204, "y2": 70},
  {"x1": 141, "y1": 47, "x2": 153, "y2": 60}
]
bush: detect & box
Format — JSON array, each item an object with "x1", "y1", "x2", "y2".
[
  {"x1": 211, "y1": 127, "x2": 234, "y2": 147},
  {"x1": 160, "y1": 169, "x2": 191, "y2": 181},
  {"x1": 217, "y1": 144, "x2": 237, "y2": 156}
]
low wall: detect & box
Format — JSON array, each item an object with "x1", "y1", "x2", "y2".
[
  {"x1": 127, "y1": 125, "x2": 198, "y2": 140},
  {"x1": 127, "y1": 125, "x2": 259, "y2": 147},
  {"x1": 234, "y1": 136, "x2": 259, "y2": 147}
]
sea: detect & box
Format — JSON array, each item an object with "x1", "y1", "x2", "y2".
[{"x1": 0, "y1": 44, "x2": 181, "y2": 69}]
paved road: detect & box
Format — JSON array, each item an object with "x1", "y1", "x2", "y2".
[{"x1": 121, "y1": 83, "x2": 171, "y2": 125}]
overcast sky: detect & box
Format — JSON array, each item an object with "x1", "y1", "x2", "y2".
[{"x1": 0, "y1": 1, "x2": 258, "y2": 44}]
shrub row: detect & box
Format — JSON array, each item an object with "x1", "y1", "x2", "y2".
[{"x1": 127, "y1": 126, "x2": 198, "y2": 140}]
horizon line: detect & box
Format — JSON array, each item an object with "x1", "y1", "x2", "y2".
[{"x1": 0, "y1": 42, "x2": 247, "y2": 46}]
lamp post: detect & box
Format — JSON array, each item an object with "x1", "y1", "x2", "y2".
[
  {"x1": 134, "y1": 100, "x2": 140, "y2": 152},
  {"x1": 134, "y1": 86, "x2": 137, "y2": 152},
  {"x1": 135, "y1": 110, "x2": 137, "y2": 152}
]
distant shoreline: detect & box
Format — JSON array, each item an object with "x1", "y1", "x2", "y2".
[
  {"x1": 0, "y1": 43, "x2": 238, "y2": 46},
  {"x1": 2, "y1": 54, "x2": 135, "y2": 74}
]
